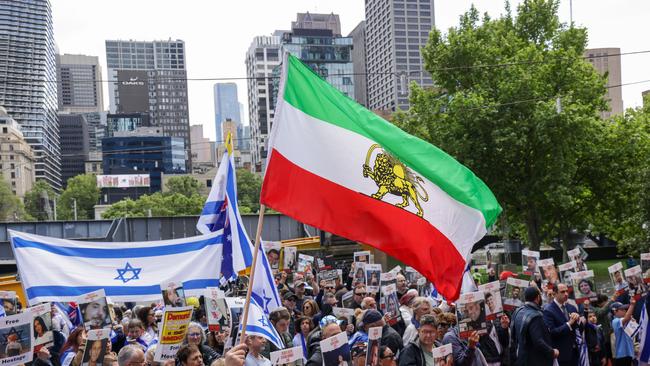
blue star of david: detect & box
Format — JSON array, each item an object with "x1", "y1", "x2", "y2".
[
  {"x1": 114, "y1": 262, "x2": 142, "y2": 283},
  {"x1": 258, "y1": 316, "x2": 269, "y2": 328},
  {"x1": 261, "y1": 289, "x2": 273, "y2": 314},
  {"x1": 2, "y1": 327, "x2": 23, "y2": 342}
]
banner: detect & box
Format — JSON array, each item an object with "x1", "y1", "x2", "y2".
[
  {"x1": 457, "y1": 291, "x2": 487, "y2": 338},
  {"x1": 0, "y1": 291, "x2": 17, "y2": 316},
  {"x1": 0, "y1": 312, "x2": 34, "y2": 366},
  {"x1": 320, "y1": 332, "x2": 350, "y2": 366},
  {"x1": 270, "y1": 346, "x2": 303, "y2": 366},
  {"x1": 82, "y1": 329, "x2": 110, "y2": 366},
  {"x1": 478, "y1": 281, "x2": 502, "y2": 321},
  {"x1": 572, "y1": 270, "x2": 596, "y2": 304},
  {"x1": 154, "y1": 306, "x2": 193, "y2": 362},
  {"x1": 365, "y1": 326, "x2": 382, "y2": 366},
  {"x1": 78, "y1": 290, "x2": 113, "y2": 330},
  {"x1": 9, "y1": 230, "x2": 223, "y2": 305},
  {"x1": 521, "y1": 249, "x2": 540, "y2": 276},
  {"x1": 608, "y1": 262, "x2": 628, "y2": 296},
  {"x1": 28, "y1": 303, "x2": 53, "y2": 351},
  {"x1": 205, "y1": 288, "x2": 226, "y2": 332}
]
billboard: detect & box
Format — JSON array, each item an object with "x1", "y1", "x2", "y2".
[
  {"x1": 116, "y1": 70, "x2": 149, "y2": 113},
  {"x1": 96, "y1": 174, "x2": 150, "y2": 188}
]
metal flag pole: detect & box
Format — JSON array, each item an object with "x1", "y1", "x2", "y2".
[{"x1": 238, "y1": 203, "x2": 266, "y2": 342}]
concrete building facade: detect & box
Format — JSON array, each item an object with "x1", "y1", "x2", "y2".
[
  {"x1": 246, "y1": 34, "x2": 283, "y2": 171},
  {"x1": 0, "y1": 108, "x2": 35, "y2": 199},
  {"x1": 365, "y1": 0, "x2": 435, "y2": 111},
  {"x1": 105, "y1": 39, "x2": 192, "y2": 170},
  {"x1": 349, "y1": 21, "x2": 368, "y2": 107},
  {"x1": 56, "y1": 54, "x2": 104, "y2": 113},
  {"x1": 0, "y1": 0, "x2": 61, "y2": 190},
  {"x1": 190, "y1": 125, "x2": 216, "y2": 166},
  {"x1": 585, "y1": 48, "x2": 623, "y2": 119}
]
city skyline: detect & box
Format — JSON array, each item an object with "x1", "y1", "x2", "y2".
[{"x1": 52, "y1": 1, "x2": 650, "y2": 142}]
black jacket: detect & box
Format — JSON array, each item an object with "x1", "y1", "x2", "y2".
[
  {"x1": 398, "y1": 341, "x2": 425, "y2": 366},
  {"x1": 382, "y1": 324, "x2": 404, "y2": 355},
  {"x1": 511, "y1": 302, "x2": 555, "y2": 366}
]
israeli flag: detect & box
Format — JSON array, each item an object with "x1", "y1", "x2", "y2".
[
  {"x1": 9, "y1": 230, "x2": 223, "y2": 305},
  {"x1": 197, "y1": 136, "x2": 254, "y2": 280},
  {"x1": 461, "y1": 265, "x2": 478, "y2": 294},
  {"x1": 251, "y1": 246, "x2": 282, "y2": 315},
  {"x1": 242, "y1": 298, "x2": 285, "y2": 349}
]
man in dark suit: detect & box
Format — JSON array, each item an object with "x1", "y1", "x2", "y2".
[
  {"x1": 510, "y1": 286, "x2": 558, "y2": 366},
  {"x1": 543, "y1": 283, "x2": 582, "y2": 366}
]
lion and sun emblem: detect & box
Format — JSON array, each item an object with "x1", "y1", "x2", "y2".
[{"x1": 362, "y1": 144, "x2": 429, "y2": 217}]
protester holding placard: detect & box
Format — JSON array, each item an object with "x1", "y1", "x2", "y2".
[{"x1": 611, "y1": 299, "x2": 637, "y2": 366}]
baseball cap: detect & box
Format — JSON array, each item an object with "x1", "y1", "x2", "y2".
[
  {"x1": 283, "y1": 292, "x2": 298, "y2": 301},
  {"x1": 611, "y1": 302, "x2": 629, "y2": 313},
  {"x1": 294, "y1": 280, "x2": 305, "y2": 287},
  {"x1": 499, "y1": 271, "x2": 518, "y2": 281},
  {"x1": 360, "y1": 309, "x2": 383, "y2": 327}
]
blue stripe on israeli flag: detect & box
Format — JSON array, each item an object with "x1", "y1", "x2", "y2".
[{"x1": 9, "y1": 229, "x2": 224, "y2": 305}]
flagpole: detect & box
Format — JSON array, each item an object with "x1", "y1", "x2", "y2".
[{"x1": 238, "y1": 203, "x2": 266, "y2": 343}]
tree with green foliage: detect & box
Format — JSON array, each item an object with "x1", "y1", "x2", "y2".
[
  {"x1": 0, "y1": 176, "x2": 29, "y2": 222},
  {"x1": 101, "y1": 192, "x2": 205, "y2": 219},
  {"x1": 24, "y1": 180, "x2": 57, "y2": 221},
  {"x1": 584, "y1": 102, "x2": 650, "y2": 254},
  {"x1": 236, "y1": 168, "x2": 262, "y2": 213},
  {"x1": 57, "y1": 174, "x2": 100, "y2": 220},
  {"x1": 166, "y1": 176, "x2": 201, "y2": 197},
  {"x1": 394, "y1": 0, "x2": 609, "y2": 249}
]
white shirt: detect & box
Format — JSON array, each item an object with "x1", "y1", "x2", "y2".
[{"x1": 245, "y1": 353, "x2": 272, "y2": 366}]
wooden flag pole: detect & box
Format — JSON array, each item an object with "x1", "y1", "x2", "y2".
[{"x1": 238, "y1": 203, "x2": 266, "y2": 343}]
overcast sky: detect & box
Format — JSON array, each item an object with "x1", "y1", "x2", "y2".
[{"x1": 53, "y1": 0, "x2": 650, "y2": 142}]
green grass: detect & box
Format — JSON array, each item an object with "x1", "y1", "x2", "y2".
[{"x1": 588, "y1": 259, "x2": 621, "y2": 283}]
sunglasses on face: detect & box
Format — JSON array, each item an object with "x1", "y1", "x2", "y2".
[
  {"x1": 381, "y1": 353, "x2": 396, "y2": 360},
  {"x1": 355, "y1": 292, "x2": 367, "y2": 296},
  {"x1": 325, "y1": 286, "x2": 335, "y2": 290}
]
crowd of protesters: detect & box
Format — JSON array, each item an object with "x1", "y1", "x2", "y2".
[{"x1": 21, "y1": 254, "x2": 650, "y2": 366}]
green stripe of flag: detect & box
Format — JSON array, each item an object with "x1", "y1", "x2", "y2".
[{"x1": 282, "y1": 54, "x2": 502, "y2": 228}]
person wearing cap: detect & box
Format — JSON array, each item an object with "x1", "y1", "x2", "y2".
[
  {"x1": 293, "y1": 279, "x2": 313, "y2": 311},
  {"x1": 351, "y1": 309, "x2": 403, "y2": 355},
  {"x1": 543, "y1": 283, "x2": 581, "y2": 366},
  {"x1": 611, "y1": 298, "x2": 636, "y2": 366},
  {"x1": 399, "y1": 314, "x2": 439, "y2": 366},
  {"x1": 511, "y1": 286, "x2": 557, "y2": 366},
  {"x1": 282, "y1": 292, "x2": 301, "y2": 334}
]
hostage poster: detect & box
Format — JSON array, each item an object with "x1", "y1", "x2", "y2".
[{"x1": 154, "y1": 306, "x2": 193, "y2": 362}]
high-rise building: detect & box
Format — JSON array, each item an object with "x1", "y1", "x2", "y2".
[
  {"x1": 0, "y1": 0, "x2": 61, "y2": 190},
  {"x1": 105, "y1": 39, "x2": 192, "y2": 170},
  {"x1": 246, "y1": 13, "x2": 355, "y2": 171},
  {"x1": 0, "y1": 107, "x2": 35, "y2": 199},
  {"x1": 246, "y1": 34, "x2": 283, "y2": 171},
  {"x1": 365, "y1": 0, "x2": 435, "y2": 111},
  {"x1": 56, "y1": 54, "x2": 104, "y2": 113},
  {"x1": 190, "y1": 125, "x2": 216, "y2": 167},
  {"x1": 213, "y1": 83, "x2": 241, "y2": 144},
  {"x1": 59, "y1": 114, "x2": 90, "y2": 188},
  {"x1": 281, "y1": 15, "x2": 354, "y2": 99},
  {"x1": 585, "y1": 48, "x2": 623, "y2": 118},
  {"x1": 349, "y1": 21, "x2": 368, "y2": 107}
]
